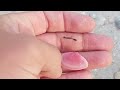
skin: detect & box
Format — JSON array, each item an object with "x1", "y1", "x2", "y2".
[{"x1": 0, "y1": 11, "x2": 113, "y2": 79}]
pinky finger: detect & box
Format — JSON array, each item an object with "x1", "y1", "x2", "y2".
[{"x1": 59, "y1": 70, "x2": 92, "y2": 79}]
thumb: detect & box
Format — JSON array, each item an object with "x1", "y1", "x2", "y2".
[
  {"x1": 61, "y1": 52, "x2": 88, "y2": 72},
  {"x1": 0, "y1": 30, "x2": 62, "y2": 79},
  {"x1": 37, "y1": 40, "x2": 62, "y2": 79}
]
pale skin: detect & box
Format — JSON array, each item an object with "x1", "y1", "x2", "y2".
[{"x1": 0, "y1": 11, "x2": 113, "y2": 79}]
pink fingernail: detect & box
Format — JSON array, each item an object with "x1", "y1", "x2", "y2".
[{"x1": 62, "y1": 52, "x2": 88, "y2": 70}]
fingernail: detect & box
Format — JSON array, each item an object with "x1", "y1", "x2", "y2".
[{"x1": 62, "y1": 52, "x2": 88, "y2": 70}]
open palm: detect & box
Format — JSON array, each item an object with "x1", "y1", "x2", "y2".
[{"x1": 0, "y1": 11, "x2": 113, "y2": 79}]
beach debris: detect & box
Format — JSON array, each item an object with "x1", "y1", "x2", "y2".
[
  {"x1": 63, "y1": 36, "x2": 77, "y2": 41},
  {"x1": 114, "y1": 16, "x2": 120, "y2": 29}
]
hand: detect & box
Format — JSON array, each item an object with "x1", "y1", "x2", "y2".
[{"x1": 0, "y1": 11, "x2": 113, "y2": 79}]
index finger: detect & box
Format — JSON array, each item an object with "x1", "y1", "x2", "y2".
[
  {"x1": 44, "y1": 11, "x2": 96, "y2": 33},
  {"x1": 3, "y1": 11, "x2": 95, "y2": 35}
]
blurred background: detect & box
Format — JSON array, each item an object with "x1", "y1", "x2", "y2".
[{"x1": 0, "y1": 11, "x2": 119, "y2": 79}]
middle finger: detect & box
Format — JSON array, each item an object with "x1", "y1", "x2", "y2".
[{"x1": 37, "y1": 33, "x2": 113, "y2": 52}]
